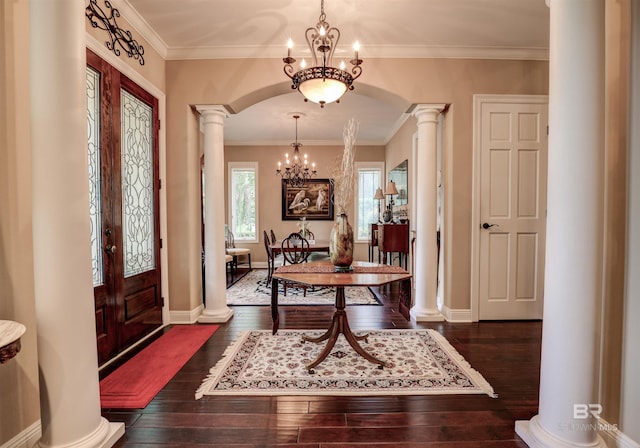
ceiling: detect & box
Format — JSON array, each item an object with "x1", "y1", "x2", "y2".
[{"x1": 120, "y1": 0, "x2": 550, "y2": 145}]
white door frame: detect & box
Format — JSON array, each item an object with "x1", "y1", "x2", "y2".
[{"x1": 470, "y1": 94, "x2": 549, "y2": 321}]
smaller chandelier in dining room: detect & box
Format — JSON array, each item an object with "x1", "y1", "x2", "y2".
[
  {"x1": 283, "y1": 0, "x2": 363, "y2": 108},
  {"x1": 276, "y1": 114, "x2": 317, "y2": 188}
]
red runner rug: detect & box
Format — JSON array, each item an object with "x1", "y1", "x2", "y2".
[{"x1": 100, "y1": 324, "x2": 218, "y2": 409}]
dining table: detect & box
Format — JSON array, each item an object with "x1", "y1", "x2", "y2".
[{"x1": 270, "y1": 260, "x2": 412, "y2": 373}]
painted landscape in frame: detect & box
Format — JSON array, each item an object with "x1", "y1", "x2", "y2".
[{"x1": 282, "y1": 178, "x2": 334, "y2": 221}]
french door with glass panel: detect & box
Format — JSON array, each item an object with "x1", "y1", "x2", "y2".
[{"x1": 87, "y1": 50, "x2": 162, "y2": 365}]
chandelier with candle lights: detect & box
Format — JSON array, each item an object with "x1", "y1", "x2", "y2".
[
  {"x1": 283, "y1": 0, "x2": 363, "y2": 108},
  {"x1": 276, "y1": 114, "x2": 317, "y2": 188}
]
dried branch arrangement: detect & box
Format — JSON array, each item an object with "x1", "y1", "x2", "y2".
[{"x1": 332, "y1": 118, "x2": 359, "y2": 216}]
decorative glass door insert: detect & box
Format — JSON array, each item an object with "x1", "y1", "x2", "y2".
[
  {"x1": 87, "y1": 66, "x2": 104, "y2": 286},
  {"x1": 121, "y1": 89, "x2": 155, "y2": 277}
]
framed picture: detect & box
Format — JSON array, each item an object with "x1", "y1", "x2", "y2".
[{"x1": 282, "y1": 178, "x2": 334, "y2": 221}]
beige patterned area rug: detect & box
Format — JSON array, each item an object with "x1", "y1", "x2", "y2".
[
  {"x1": 226, "y1": 269, "x2": 380, "y2": 306},
  {"x1": 196, "y1": 329, "x2": 496, "y2": 398}
]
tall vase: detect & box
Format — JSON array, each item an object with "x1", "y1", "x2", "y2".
[{"x1": 329, "y1": 213, "x2": 354, "y2": 272}]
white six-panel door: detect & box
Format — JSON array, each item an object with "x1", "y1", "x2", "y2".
[{"x1": 474, "y1": 96, "x2": 548, "y2": 320}]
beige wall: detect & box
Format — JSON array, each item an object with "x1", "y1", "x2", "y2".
[
  {"x1": 166, "y1": 57, "x2": 549, "y2": 315},
  {"x1": 599, "y1": 0, "x2": 631, "y2": 429},
  {"x1": 385, "y1": 117, "x2": 416, "y2": 180},
  {"x1": 2, "y1": 2, "x2": 634, "y2": 444},
  {"x1": 224, "y1": 144, "x2": 385, "y2": 264},
  {"x1": 0, "y1": 1, "x2": 40, "y2": 442}
]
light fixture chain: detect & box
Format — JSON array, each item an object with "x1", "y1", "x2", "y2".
[
  {"x1": 276, "y1": 115, "x2": 316, "y2": 187},
  {"x1": 282, "y1": 0, "x2": 362, "y2": 106}
]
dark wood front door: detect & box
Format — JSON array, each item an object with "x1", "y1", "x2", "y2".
[{"x1": 87, "y1": 50, "x2": 162, "y2": 365}]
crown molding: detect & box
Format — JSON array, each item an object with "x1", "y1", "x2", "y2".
[
  {"x1": 223, "y1": 139, "x2": 385, "y2": 147},
  {"x1": 166, "y1": 44, "x2": 549, "y2": 61},
  {"x1": 115, "y1": 0, "x2": 548, "y2": 62}
]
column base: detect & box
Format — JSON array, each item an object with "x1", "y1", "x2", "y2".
[
  {"x1": 101, "y1": 422, "x2": 125, "y2": 448},
  {"x1": 198, "y1": 307, "x2": 234, "y2": 323},
  {"x1": 515, "y1": 416, "x2": 607, "y2": 448},
  {"x1": 410, "y1": 307, "x2": 445, "y2": 322},
  {"x1": 36, "y1": 419, "x2": 124, "y2": 448}
]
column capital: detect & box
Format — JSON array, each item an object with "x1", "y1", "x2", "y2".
[
  {"x1": 196, "y1": 105, "x2": 230, "y2": 125},
  {"x1": 413, "y1": 104, "x2": 447, "y2": 124}
]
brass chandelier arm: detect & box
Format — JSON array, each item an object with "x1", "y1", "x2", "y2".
[
  {"x1": 350, "y1": 65, "x2": 363, "y2": 81},
  {"x1": 283, "y1": 64, "x2": 297, "y2": 82}
]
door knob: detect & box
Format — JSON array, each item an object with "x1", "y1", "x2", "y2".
[
  {"x1": 105, "y1": 244, "x2": 117, "y2": 254},
  {"x1": 482, "y1": 222, "x2": 497, "y2": 230}
]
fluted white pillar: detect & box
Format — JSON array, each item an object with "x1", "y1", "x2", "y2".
[
  {"x1": 196, "y1": 106, "x2": 233, "y2": 323},
  {"x1": 411, "y1": 105, "x2": 445, "y2": 322},
  {"x1": 515, "y1": 1, "x2": 606, "y2": 446},
  {"x1": 30, "y1": 0, "x2": 123, "y2": 446}
]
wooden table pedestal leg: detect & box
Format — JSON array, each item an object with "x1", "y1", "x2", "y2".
[{"x1": 303, "y1": 286, "x2": 386, "y2": 373}]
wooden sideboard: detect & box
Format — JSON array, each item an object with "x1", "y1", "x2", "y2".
[{"x1": 376, "y1": 222, "x2": 409, "y2": 268}]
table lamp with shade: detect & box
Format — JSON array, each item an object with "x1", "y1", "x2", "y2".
[{"x1": 383, "y1": 180, "x2": 399, "y2": 222}]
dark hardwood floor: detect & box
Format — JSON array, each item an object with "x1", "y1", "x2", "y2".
[{"x1": 103, "y1": 268, "x2": 541, "y2": 447}]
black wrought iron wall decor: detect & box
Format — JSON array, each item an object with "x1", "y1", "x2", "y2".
[{"x1": 86, "y1": 0, "x2": 145, "y2": 66}]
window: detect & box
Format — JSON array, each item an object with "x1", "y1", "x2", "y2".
[
  {"x1": 228, "y1": 162, "x2": 258, "y2": 242},
  {"x1": 354, "y1": 162, "x2": 384, "y2": 242}
]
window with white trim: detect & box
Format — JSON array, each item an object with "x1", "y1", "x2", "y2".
[
  {"x1": 354, "y1": 162, "x2": 384, "y2": 242},
  {"x1": 228, "y1": 162, "x2": 258, "y2": 242}
]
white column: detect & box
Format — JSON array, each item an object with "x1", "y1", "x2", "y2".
[
  {"x1": 29, "y1": 0, "x2": 123, "y2": 447},
  {"x1": 196, "y1": 106, "x2": 233, "y2": 323},
  {"x1": 411, "y1": 105, "x2": 445, "y2": 322},
  {"x1": 515, "y1": 1, "x2": 606, "y2": 447}
]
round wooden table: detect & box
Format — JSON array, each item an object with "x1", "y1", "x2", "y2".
[{"x1": 271, "y1": 260, "x2": 412, "y2": 372}]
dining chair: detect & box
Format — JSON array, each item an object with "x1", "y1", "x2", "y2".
[
  {"x1": 225, "y1": 230, "x2": 252, "y2": 271},
  {"x1": 269, "y1": 229, "x2": 285, "y2": 266},
  {"x1": 225, "y1": 254, "x2": 234, "y2": 282},
  {"x1": 280, "y1": 232, "x2": 310, "y2": 296},
  {"x1": 263, "y1": 230, "x2": 275, "y2": 283},
  {"x1": 281, "y1": 232, "x2": 310, "y2": 264},
  {"x1": 302, "y1": 229, "x2": 331, "y2": 262}
]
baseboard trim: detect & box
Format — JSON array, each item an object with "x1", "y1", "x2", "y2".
[
  {"x1": 0, "y1": 420, "x2": 125, "y2": 448},
  {"x1": 515, "y1": 417, "x2": 638, "y2": 448},
  {"x1": 169, "y1": 304, "x2": 204, "y2": 324},
  {"x1": 0, "y1": 421, "x2": 40, "y2": 448},
  {"x1": 441, "y1": 305, "x2": 473, "y2": 322},
  {"x1": 598, "y1": 418, "x2": 640, "y2": 448}
]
